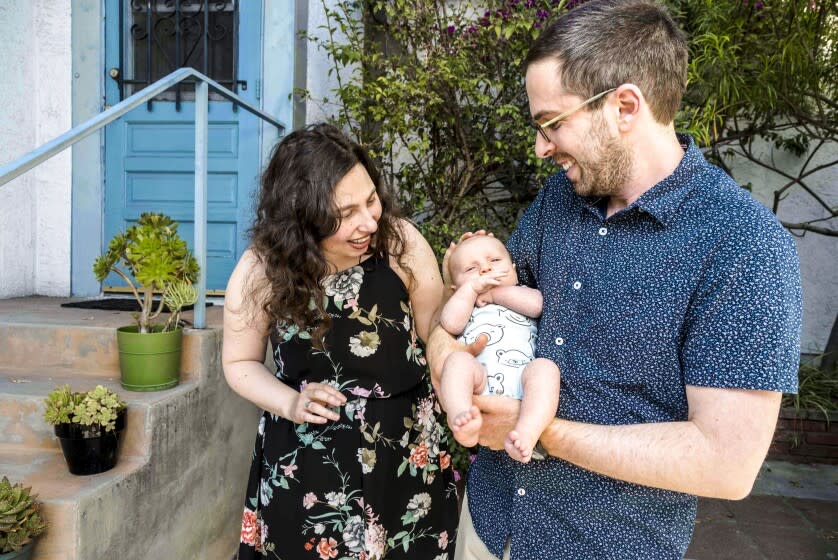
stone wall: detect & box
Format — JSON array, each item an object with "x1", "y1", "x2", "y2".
[{"x1": 768, "y1": 408, "x2": 838, "y2": 465}]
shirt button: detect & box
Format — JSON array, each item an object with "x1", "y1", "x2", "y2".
[
  {"x1": 555, "y1": 337, "x2": 564, "y2": 346},
  {"x1": 598, "y1": 227, "x2": 608, "y2": 236},
  {"x1": 517, "y1": 488, "x2": 526, "y2": 496},
  {"x1": 572, "y1": 281, "x2": 582, "y2": 290}
]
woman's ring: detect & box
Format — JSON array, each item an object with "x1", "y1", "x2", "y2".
[{"x1": 306, "y1": 400, "x2": 314, "y2": 411}]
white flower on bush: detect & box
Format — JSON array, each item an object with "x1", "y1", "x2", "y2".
[
  {"x1": 349, "y1": 331, "x2": 380, "y2": 357},
  {"x1": 314, "y1": 523, "x2": 326, "y2": 535}
]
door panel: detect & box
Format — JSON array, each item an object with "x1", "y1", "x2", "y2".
[{"x1": 104, "y1": 0, "x2": 261, "y2": 292}]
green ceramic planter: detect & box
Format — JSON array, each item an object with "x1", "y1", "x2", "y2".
[
  {"x1": 0, "y1": 544, "x2": 35, "y2": 560},
  {"x1": 116, "y1": 326, "x2": 182, "y2": 392}
]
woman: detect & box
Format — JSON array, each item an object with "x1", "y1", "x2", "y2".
[{"x1": 223, "y1": 123, "x2": 458, "y2": 559}]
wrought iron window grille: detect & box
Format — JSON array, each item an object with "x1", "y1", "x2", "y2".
[{"x1": 112, "y1": 0, "x2": 244, "y2": 111}]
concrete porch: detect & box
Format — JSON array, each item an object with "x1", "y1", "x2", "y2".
[{"x1": 0, "y1": 296, "x2": 259, "y2": 559}]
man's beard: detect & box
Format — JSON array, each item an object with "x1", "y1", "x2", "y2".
[{"x1": 570, "y1": 115, "x2": 633, "y2": 198}]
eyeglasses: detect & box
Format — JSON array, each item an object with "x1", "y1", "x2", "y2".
[{"x1": 530, "y1": 88, "x2": 617, "y2": 143}]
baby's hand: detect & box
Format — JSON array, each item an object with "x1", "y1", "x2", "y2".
[
  {"x1": 475, "y1": 289, "x2": 494, "y2": 307},
  {"x1": 469, "y1": 271, "x2": 506, "y2": 295}
]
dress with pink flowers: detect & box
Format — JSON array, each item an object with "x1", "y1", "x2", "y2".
[{"x1": 238, "y1": 253, "x2": 459, "y2": 560}]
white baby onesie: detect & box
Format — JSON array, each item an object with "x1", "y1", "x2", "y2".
[{"x1": 457, "y1": 303, "x2": 537, "y2": 399}]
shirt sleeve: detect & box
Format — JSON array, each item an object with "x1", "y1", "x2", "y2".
[{"x1": 681, "y1": 215, "x2": 802, "y2": 392}]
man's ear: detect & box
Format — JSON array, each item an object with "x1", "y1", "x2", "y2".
[{"x1": 614, "y1": 83, "x2": 643, "y2": 131}]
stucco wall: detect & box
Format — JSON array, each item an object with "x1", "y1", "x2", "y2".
[
  {"x1": 0, "y1": 0, "x2": 72, "y2": 298},
  {"x1": 731, "y1": 141, "x2": 837, "y2": 354},
  {"x1": 304, "y1": 0, "x2": 350, "y2": 124}
]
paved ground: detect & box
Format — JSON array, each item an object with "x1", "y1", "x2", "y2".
[{"x1": 686, "y1": 461, "x2": 838, "y2": 559}]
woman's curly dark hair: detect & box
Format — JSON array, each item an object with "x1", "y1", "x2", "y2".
[{"x1": 247, "y1": 123, "x2": 410, "y2": 348}]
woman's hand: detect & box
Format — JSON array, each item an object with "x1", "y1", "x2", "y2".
[{"x1": 290, "y1": 382, "x2": 347, "y2": 424}]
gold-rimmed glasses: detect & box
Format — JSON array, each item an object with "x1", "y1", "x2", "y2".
[{"x1": 531, "y1": 88, "x2": 617, "y2": 143}]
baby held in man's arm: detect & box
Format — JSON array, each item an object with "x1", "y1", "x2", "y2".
[{"x1": 437, "y1": 234, "x2": 560, "y2": 463}]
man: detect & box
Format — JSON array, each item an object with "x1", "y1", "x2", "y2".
[{"x1": 427, "y1": 1, "x2": 802, "y2": 558}]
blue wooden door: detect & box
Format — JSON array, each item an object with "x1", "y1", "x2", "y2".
[{"x1": 104, "y1": 1, "x2": 261, "y2": 292}]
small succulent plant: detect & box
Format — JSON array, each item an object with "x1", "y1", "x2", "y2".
[
  {"x1": 93, "y1": 212, "x2": 199, "y2": 333},
  {"x1": 43, "y1": 385, "x2": 127, "y2": 434},
  {"x1": 0, "y1": 476, "x2": 47, "y2": 553}
]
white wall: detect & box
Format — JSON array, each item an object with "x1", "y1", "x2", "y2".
[
  {"x1": 0, "y1": 0, "x2": 72, "y2": 298},
  {"x1": 304, "y1": 0, "x2": 350, "y2": 124},
  {"x1": 731, "y1": 141, "x2": 838, "y2": 354}
]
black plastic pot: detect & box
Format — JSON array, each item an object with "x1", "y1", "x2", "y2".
[{"x1": 54, "y1": 410, "x2": 126, "y2": 476}]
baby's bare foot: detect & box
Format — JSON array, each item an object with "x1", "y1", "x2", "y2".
[
  {"x1": 504, "y1": 430, "x2": 533, "y2": 463},
  {"x1": 450, "y1": 405, "x2": 482, "y2": 448}
]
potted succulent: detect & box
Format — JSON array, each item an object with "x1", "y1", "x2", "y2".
[
  {"x1": 93, "y1": 212, "x2": 199, "y2": 391},
  {"x1": 0, "y1": 477, "x2": 47, "y2": 560},
  {"x1": 43, "y1": 385, "x2": 128, "y2": 475}
]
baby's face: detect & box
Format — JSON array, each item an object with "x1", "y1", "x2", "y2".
[{"x1": 449, "y1": 236, "x2": 518, "y2": 288}]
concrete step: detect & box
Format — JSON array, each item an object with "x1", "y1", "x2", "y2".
[
  {"x1": 0, "y1": 298, "x2": 257, "y2": 559},
  {"x1": 0, "y1": 322, "x2": 209, "y2": 382},
  {"x1": 0, "y1": 449, "x2": 147, "y2": 560},
  {"x1": 0, "y1": 369, "x2": 199, "y2": 456}
]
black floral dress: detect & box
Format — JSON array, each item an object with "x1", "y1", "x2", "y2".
[{"x1": 239, "y1": 254, "x2": 459, "y2": 560}]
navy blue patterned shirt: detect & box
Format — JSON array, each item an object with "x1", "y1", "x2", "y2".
[{"x1": 467, "y1": 135, "x2": 802, "y2": 559}]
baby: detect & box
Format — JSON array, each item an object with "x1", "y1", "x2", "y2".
[{"x1": 438, "y1": 234, "x2": 560, "y2": 463}]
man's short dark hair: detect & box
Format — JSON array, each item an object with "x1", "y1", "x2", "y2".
[{"x1": 524, "y1": 0, "x2": 689, "y2": 124}]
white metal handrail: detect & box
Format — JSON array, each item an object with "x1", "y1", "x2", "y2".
[{"x1": 0, "y1": 67, "x2": 286, "y2": 329}]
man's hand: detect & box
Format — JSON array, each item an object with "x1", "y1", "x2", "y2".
[
  {"x1": 427, "y1": 327, "x2": 489, "y2": 393},
  {"x1": 473, "y1": 394, "x2": 521, "y2": 450}
]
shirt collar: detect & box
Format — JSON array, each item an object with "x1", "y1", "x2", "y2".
[
  {"x1": 632, "y1": 134, "x2": 704, "y2": 226},
  {"x1": 575, "y1": 134, "x2": 705, "y2": 226}
]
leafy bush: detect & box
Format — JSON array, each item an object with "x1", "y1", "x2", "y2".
[
  {"x1": 307, "y1": 0, "x2": 563, "y2": 255},
  {"x1": 307, "y1": 0, "x2": 837, "y2": 257},
  {"x1": 93, "y1": 213, "x2": 199, "y2": 333},
  {"x1": 674, "y1": 0, "x2": 837, "y2": 236},
  {"x1": 0, "y1": 476, "x2": 47, "y2": 553}
]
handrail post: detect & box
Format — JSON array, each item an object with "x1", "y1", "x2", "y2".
[{"x1": 194, "y1": 81, "x2": 209, "y2": 329}]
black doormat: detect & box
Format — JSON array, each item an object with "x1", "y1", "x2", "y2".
[{"x1": 61, "y1": 299, "x2": 213, "y2": 313}]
